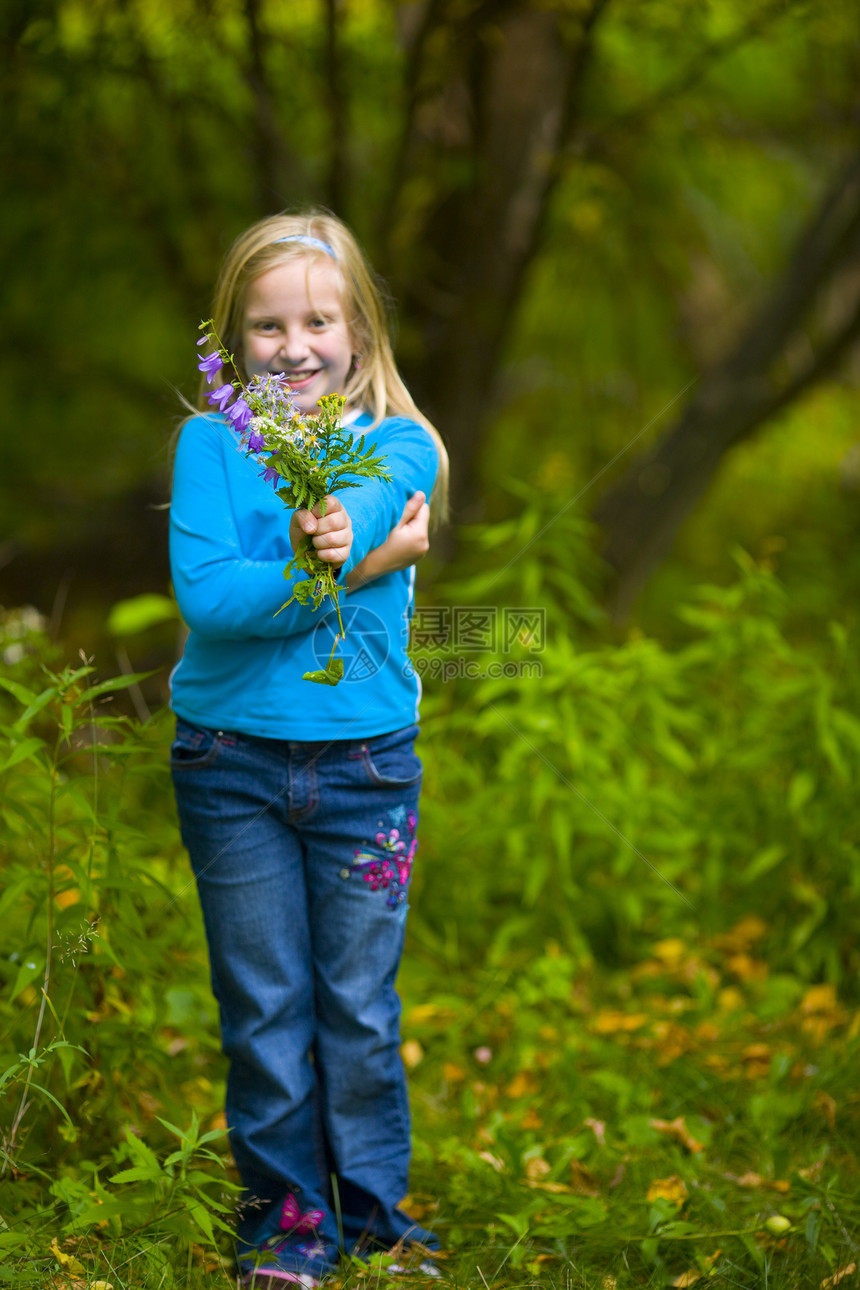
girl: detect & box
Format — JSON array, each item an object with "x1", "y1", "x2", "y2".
[{"x1": 169, "y1": 211, "x2": 448, "y2": 1287}]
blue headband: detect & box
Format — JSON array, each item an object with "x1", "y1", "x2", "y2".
[{"x1": 272, "y1": 234, "x2": 337, "y2": 259}]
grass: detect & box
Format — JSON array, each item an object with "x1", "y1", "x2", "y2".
[{"x1": 12, "y1": 922, "x2": 858, "y2": 1290}]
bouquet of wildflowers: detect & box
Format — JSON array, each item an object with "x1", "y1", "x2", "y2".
[{"x1": 196, "y1": 322, "x2": 391, "y2": 686}]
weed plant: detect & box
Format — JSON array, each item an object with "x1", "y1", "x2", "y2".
[{"x1": 1, "y1": 497, "x2": 858, "y2": 1287}]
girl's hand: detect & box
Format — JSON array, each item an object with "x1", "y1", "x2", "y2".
[
  {"x1": 290, "y1": 496, "x2": 353, "y2": 566},
  {"x1": 346, "y1": 491, "x2": 429, "y2": 591}
]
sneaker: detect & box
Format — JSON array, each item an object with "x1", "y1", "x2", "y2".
[
  {"x1": 238, "y1": 1196, "x2": 336, "y2": 1287},
  {"x1": 238, "y1": 1236, "x2": 334, "y2": 1286}
]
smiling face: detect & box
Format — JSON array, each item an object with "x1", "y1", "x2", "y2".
[{"x1": 240, "y1": 257, "x2": 354, "y2": 414}]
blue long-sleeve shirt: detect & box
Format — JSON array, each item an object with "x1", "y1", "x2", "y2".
[{"x1": 169, "y1": 410, "x2": 438, "y2": 740}]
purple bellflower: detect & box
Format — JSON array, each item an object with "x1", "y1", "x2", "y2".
[
  {"x1": 226, "y1": 397, "x2": 252, "y2": 434},
  {"x1": 207, "y1": 383, "x2": 235, "y2": 413},
  {"x1": 197, "y1": 351, "x2": 224, "y2": 384},
  {"x1": 248, "y1": 428, "x2": 266, "y2": 453},
  {"x1": 260, "y1": 466, "x2": 280, "y2": 487}
]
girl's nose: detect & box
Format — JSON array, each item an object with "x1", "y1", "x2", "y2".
[{"x1": 278, "y1": 329, "x2": 310, "y2": 363}]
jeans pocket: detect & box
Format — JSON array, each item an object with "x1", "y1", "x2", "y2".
[
  {"x1": 170, "y1": 719, "x2": 223, "y2": 771},
  {"x1": 359, "y1": 725, "x2": 422, "y2": 787}
]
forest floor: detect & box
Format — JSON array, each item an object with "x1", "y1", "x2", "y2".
[{"x1": 44, "y1": 921, "x2": 855, "y2": 1290}]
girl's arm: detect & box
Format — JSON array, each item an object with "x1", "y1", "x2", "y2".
[
  {"x1": 345, "y1": 492, "x2": 429, "y2": 592},
  {"x1": 337, "y1": 418, "x2": 439, "y2": 577}
]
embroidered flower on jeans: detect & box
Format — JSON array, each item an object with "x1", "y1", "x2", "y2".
[
  {"x1": 352, "y1": 810, "x2": 418, "y2": 908},
  {"x1": 280, "y1": 1193, "x2": 325, "y2": 1234}
]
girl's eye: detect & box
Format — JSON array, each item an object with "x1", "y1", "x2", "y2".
[{"x1": 309, "y1": 316, "x2": 328, "y2": 329}]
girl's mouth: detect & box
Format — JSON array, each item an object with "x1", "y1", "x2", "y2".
[{"x1": 273, "y1": 368, "x2": 322, "y2": 388}]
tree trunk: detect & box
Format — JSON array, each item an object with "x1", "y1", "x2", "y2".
[{"x1": 384, "y1": 0, "x2": 609, "y2": 521}]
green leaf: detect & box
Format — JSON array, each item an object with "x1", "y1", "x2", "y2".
[
  {"x1": 303, "y1": 658, "x2": 344, "y2": 686},
  {"x1": 76, "y1": 671, "x2": 157, "y2": 703},
  {"x1": 0, "y1": 678, "x2": 37, "y2": 706},
  {"x1": 742, "y1": 844, "x2": 787, "y2": 884},
  {"x1": 0, "y1": 737, "x2": 45, "y2": 773},
  {"x1": 13, "y1": 687, "x2": 59, "y2": 733},
  {"x1": 788, "y1": 771, "x2": 815, "y2": 813},
  {"x1": 108, "y1": 1165, "x2": 163, "y2": 1184},
  {"x1": 107, "y1": 593, "x2": 178, "y2": 636}
]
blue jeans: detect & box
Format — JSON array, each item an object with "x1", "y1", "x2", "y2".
[{"x1": 170, "y1": 718, "x2": 436, "y2": 1274}]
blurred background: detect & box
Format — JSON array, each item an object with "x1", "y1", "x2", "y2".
[{"x1": 3, "y1": 0, "x2": 860, "y2": 670}]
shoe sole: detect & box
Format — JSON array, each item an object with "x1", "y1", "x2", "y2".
[{"x1": 241, "y1": 1272, "x2": 318, "y2": 1288}]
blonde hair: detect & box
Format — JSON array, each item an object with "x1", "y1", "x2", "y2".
[{"x1": 200, "y1": 210, "x2": 449, "y2": 521}]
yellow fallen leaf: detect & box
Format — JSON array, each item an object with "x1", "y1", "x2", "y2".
[
  {"x1": 649, "y1": 1021, "x2": 694, "y2": 1064},
  {"x1": 712, "y1": 915, "x2": 767, "y2": 952},
  {"x1": 821, "y1": 1263, "x2": 857, "y2": 1288},
  {"x1": 671, "y1": 1271, "x2": 702, "y2": 1288},
  {"x1": 592, "y1": 1010, "x2": 649, "y2": 1035},
  {"x1": 725, "y1": 952, "x2": 767, "y2": 982},
  {"x1": 408, "y1": 1003, "x2": 449, "y2": 1024},
  {"x1": 399, "y1": 1195, "x2": 436, "y2": 1221},
  {"x1": 442, "y1": 1061, "x2": 466, "y2": 1082},
  {"x1": 695, "y1": 1021, "x2": 720, "y2": 1042},
  {"x1": 89, "y1": 1283, "x2": 114, "y2": 1290},
  {"x1": 653, "y1": 938, "x2": 687, "y2": 965},
  {"x1": 646, "y1": 1175, "x2": 688, "y2": 1207},
  {"x1": 401, "y1": 1040, "x2": 424, "y2": 1068},
  {"x1": 505, "y1": 1070, "x2": 538, "y2": 1098},
  {"x1": 742, "y1": 1043, "x2": 772, "y2": 1071},
  {"x1": 50, "y1": 1238, "x2": 86, "y2": 1277},
  {"x1": 520, "y1": 1107, "x2": 543, "y2": 1129},
  {"x1": 525, "y1": 1157, "x2": 551, "y2": 1181},
  {"x1": 802, "y1": 984, "x2": 838, "y2": 1015},
  {"x1": 650, "y1": 1117, "x2": 704, "y2": 1154}
]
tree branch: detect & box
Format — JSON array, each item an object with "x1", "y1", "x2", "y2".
[{"x1": 594, "y1": 151, "x2": 860, "y2": 620}]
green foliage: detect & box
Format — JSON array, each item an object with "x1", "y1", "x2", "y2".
[
  {"x1": 412, "y1": 497, "x2": 860, "y2": 989},
  {"x1": 2, "y1": 494, "x2": 860, "y2": 1284},
  {"x1": 0, "y1": 608, "x2": 234, "y2": 1288}
]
